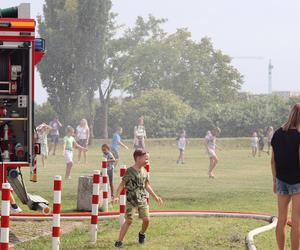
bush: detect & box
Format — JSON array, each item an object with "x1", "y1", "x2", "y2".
[{"x1": 108, "y1": 89, "x2": 193, "y2": 138}]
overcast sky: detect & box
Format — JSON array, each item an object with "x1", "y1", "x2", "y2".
[{"x1": 4, "y1": 0, "x2": 300, "y2": 104}]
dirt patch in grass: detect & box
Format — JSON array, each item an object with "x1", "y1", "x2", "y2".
[{"x1": 9, "y1": 220, "x2": 85, "y2": 248}]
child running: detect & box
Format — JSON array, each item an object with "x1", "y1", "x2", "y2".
[
  {"x1": 110, "y1": 127, "x2": 129, "y2": 168},
  {"x1": 250, "y1": 132, "x2": 259, "y2": 157},
  {"x1": 204, "y1": 127, "x2": 221, "y2": 179},
  {"x1": 63, "y1": 126, "x2": 87, "y2": 180},
  {"x1": 101, "y1": 144, "x2": 116, "y2": 200},
  {"x1": 36, "y1": 123, "x2": 52, "y2": 168},
  {"x1": 176, "y1": 131, "x2": 188, "y2": 164},
  {"x1": 114, "y1": 149, "x2": 163, "y2": 248}
]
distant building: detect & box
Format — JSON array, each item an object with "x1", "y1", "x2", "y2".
[
  {"x1": 272, "y1": 91, "x2": 300, "y2": 98},
  {"x1": 238, "y1": 90, "x2": 300, "y2": 99}
]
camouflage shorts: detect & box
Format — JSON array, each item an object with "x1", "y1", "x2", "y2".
[{"x1": 125, "y1": 201, "x2": 149, "y2": 220}]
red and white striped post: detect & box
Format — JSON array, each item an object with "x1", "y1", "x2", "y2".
[
  {"x1": 102, "y1": 158, "x2": 109, "y2": 212},
  {"x1": 90, "y1": 170, "x2": 101, "y2": 243},
  {"x1": 52, "y1": 175, "x2": 62, "y2": 250},
  {"x1": 0, "y1": 183, "x2": 11, "y2": 250},
  {"x1": 145, "y1": 162, "x2": 151, "y2": 204},
  {"x1": 119, "y1": 164, "x2": 127, "y2": 226}
]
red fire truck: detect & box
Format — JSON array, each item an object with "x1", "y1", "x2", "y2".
[{"x1": 0, "y1": 3, "x2": 49, "y2": 213}]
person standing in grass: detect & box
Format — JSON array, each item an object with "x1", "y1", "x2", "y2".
[
  {"x1": 250, "y1": 131, "x2": 259, "y2": 157},
  {"x1": 114, "y1": 149, "x2": 163, "y2": 248},
  {"x1": 204, "y1": 127, "x2": 221, "y2": 179},
  {"x1": 101, "y1": 144, "x2": 116, "y2": 200},
  {"x1": 48, "y1": 117, "x2": 62, "y2": 155},
  {"x1": 63, "y1": 126, "x2": 87, "y2": 180},
  {"x1": 36, "y1": 123, "x2": 53, "y2": 168},
  {"x1": 271, "y1": 103, "x2": 300, "y2": 250},
  {"x1": 110, "y1": 127, "x2": 128, "y2": 168},
  {"x1": 76, "y1": 118, "x2": 90, "y2": 164},
  {"x1": 176, "y1": 130, "x2": 188, "y2": 164},
  {"x1": 134, "y1": 116, "x2": 147, "y2": 150}
]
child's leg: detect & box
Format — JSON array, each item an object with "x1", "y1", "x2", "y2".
[
  {"x1": 65, "y1": 162, "x2": 73, "y2": 179},
  {"x1": 10, "y1": 194, "x2": 17, "y2": 205},
  {"x1": 252, "y1": 147, "x2": 255, "y2": 157},
  {"x1": 141, "y1": 217, "x2": 150, "y2": 234},
  {"x1": 110, "y1": 183, "x2": 114, "y2": 199},
  {"x1": 53, "y1": 141, "x2": 57, "y2": 155},
  {"x1": 181, "y1": 150, "x2": 185, "y2": 163},
  {"x1": 108, "y1": 170, "x2": 114, "y2": 198},
  {"x1": 208, "y1": 157, "x2": 214, "y2": 176},
  {"x1": 177, "y1": 150, "x2": 181, "y2": 163},
  {"x1": 209, "y1": 156, "x2": 218, "y2": 176},
  {"x1": 118, "y1": 217, "x2": 133, "y2": 242},
  {"x1": 179, "y1": 149, "x2": 183, "y2": 162}
]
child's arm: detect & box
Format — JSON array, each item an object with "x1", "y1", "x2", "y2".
[
  {"x1": 57, "y1": 120, "x2": 63, "y2": 127},
  {"x1": 107, "y1": 159, "x2": 116, "y2": 163},
  {"x1": 145, "y1": 181, "x2": 163, "y2": 205},
  {"x1": 107, "y1": 153, "x2": 116, "y2": 163},
  {"x1": 118, "y1": 140, "x2": 129, "y2": 150},
  {"x1": 45, "y1": 124, "x2": 53, "y2": 134},
  {"x1": 74, "y1": 140, "x2": 87, "y2": 151},
  {"x1": 63, "y1": 142, "x2": 66, "y2": 155}
]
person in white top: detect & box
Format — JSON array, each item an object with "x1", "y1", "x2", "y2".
[
  {"x1": 48, "y1": 117, "x2": 62, "y2": 156},
  {"x1": 76, "y1": 119, "x2": 90, "y2": 164},
  {"x1": 251, "y1": 132, "x2": 259, "y2": 157},
  {"x1": 204, "y1": 127, "x2": 221, "y2": 179},
  {"x1": 134, "y1": 116, "x2": 147, "y2": 150},
  {"x1": 176, "y1": 130, "x2": 188, "y2": 164}
]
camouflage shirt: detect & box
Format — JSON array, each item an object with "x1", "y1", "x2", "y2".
[{"x1": 122, "y1": 166, "x2": 149, "y2": 207}]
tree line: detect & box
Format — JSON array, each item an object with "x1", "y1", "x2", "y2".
[{"x1": 35, "y1": 92, "x2": 300, "y2": 139}]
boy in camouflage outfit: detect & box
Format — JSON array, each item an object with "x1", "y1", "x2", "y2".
[{"x1": 114, "y1": 149, "x2": 163, "y2": 248}]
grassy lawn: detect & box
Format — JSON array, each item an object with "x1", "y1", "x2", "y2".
[{"x1": 12, "y1": 138, "x2": 284, "y2": 249}]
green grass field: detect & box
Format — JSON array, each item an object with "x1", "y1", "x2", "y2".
[{"x1": 13, "y1": 138, "x2": 287, "y2": 249}]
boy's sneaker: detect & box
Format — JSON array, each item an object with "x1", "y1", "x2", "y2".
[
  {"x1": 10, "y1": 206, "x2": 22, "y2": 214},
  {"x1": 114, "y1": 240, "x2": 123, "y2": 248},
  {"x1": 138, "y1": 232, "x2": 145, "y2": 244}
]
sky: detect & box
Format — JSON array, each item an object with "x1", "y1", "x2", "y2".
[{"x1": 2, "y1": 0, "x2": 300, "y2": 104}]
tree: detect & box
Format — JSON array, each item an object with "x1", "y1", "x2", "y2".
[
  {"x1": 185, "y1": 94, "x2": 290, "y2": 137},
  {"x1": 126, "y1": 29, "x2": 243, "y2": 110},
  {"x1": 34, "y1": 102, "x2": 57, "y2": 126},
  {"x1": 98, "y1": 15, "x2": 166, "y2": 138},
  {"x1": 37, "y1": 0, "x2": 81, "y2": 124},
  {"x1": 76, "y1": 0, "x2": 111, "y2": 140}
]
